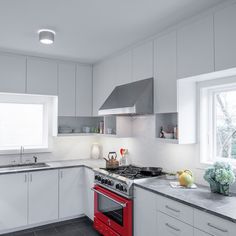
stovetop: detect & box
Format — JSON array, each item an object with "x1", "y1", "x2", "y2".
[
  {"x1": 101, "y1": 165, "x2": 162, "y2": 180},
  {"x1": 94, "y1": 165, "x2": 164, "y2": 198}
]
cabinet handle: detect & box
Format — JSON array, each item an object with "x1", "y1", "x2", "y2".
[
  {"x1": 165, "y1": 223, "x2": 180, "y2": 232},
  {"x1": 30, "y1": 174, "x2": 32, "y2": 182},
  {"x1": 60, "y1": 171, "x2": 63, "y2": 179},
  {"x1": 165, "y1": 205, "x2": 180, "y2": 213},
  {"x1": 24, "y1": 174, "x2": 27, "y2": 183},
  {"x1": 207, "y1": 223, "x2": 228, "y2": 233}
]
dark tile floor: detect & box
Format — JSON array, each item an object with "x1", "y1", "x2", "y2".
[{"x1": 2, "y1": 217, "x2": 101, "y2": 236}]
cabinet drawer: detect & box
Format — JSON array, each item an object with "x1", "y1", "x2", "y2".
[
  {"x1": 157, "y1": 195, "x2": 194, "y2": 225},
  {"x1": 157, "y1": 211, "x2": 193, "y2": 236},
  {"x1": 194, "y1": 209, "x2": 236, "y2": 236},
  {"x1": 194, "y1": 229, "x2": 211, "y2": 236}
]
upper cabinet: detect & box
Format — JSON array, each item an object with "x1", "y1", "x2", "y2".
[
  {"x1": 76, "y1": 64, "x2": 92, "y2": 116},
  {"x1": 0, "y1": 53, "x2": 26, "y2": 93},
  {"x1": 214, "y1": 4, "x2": 236, "y2": 71},
  {"x1": 27, "y1": 57, "x2": 58, "y2": 95},
  {"x1": 132, "y1": 41, "x2": 154, "y2": 81},
  {"x1": 177, "y1": 16, "x2": 214, "y2": 78},
  {"x1": 58, "y1": 62, "x2": 76, "y2": 117},
  {"x1": 155, "y1": 31, "x2": 177, "y2": 113},
  {"x1": 93, "y1": 51, "x2": 132, "y2": 116}
]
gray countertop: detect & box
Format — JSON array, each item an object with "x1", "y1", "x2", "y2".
[
  {"x1": 134, "y1": 177, "x2": 236, "y2": 223},
  {"x1": 0, "y1": 159, "x2": 106, "y2": 175}
]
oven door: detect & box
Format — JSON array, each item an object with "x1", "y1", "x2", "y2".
[{"x1": 92, "y1": 185, "x2": 132, "y2": 236}]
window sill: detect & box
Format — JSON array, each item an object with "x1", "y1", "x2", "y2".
[{"x1": 0, "y1": 148, "x2": 52, "y2": 155}]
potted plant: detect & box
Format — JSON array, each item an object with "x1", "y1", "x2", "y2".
[{"x1": 204, "y1": 162, "x2": 235, "y2": 196}]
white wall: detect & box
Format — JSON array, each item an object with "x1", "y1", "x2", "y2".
[{"x1": 0, "y1": 136, "x2": 98, "y2": 165}]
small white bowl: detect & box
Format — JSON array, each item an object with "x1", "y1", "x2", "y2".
[{"x1": 163, "y1": 131, "x2": 174, "y2": 139}]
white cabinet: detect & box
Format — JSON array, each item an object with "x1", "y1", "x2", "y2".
[
  {"x1": 58, "y1": 63, "x2": 76, "y2": 116},
  {"x1": 214, "y1": 3, "x2": 236, "y2": 71},
  {"x1": 194, "y1": 209, "x2": 236, "y2": 236},
  {"x1": 76, "y1": 65, "x2": 92, "y2": 116},
  {"x1": 59, "y1": 168, "x2": 84, "y2": 219},
  {"x1": 0, "y1": 173, "x2": 28, "y2": 232},
  {"x1": 155, "y1": 31, "x2": 177, "y2": 113},
  {"x1": 0, "y1": 53, "x2": 26, "y2": 93},
  {"x1": 157, "y1": 211, "x2": 193, "y2": 236},
  {"x1": 134, "y1": 187, "x2": 157, "y2": 236},
  {"x1": 28, "y1": 170, "x2": 58, "y2": 225},
  {"x1": 84, "y1": 168, "x2": 94, "y2": 220},
  {"x1": 92, "y1": 51, "x2": 132, "y2": 116},
  {"x1": 194, "y1": 229, "x2": 211, "y2": 236},
  {"x1": 156, "y1": 194, "x2": 194, "y2": 225},
  {"x1": 132, "y1": 41, "x2": 153, "y2": 81},
  {"x1": 177, "y1": 15, "x2": 214, "y2": 78},
  {"x1": 27, "y1": 57, "x2": 58, "y2": 95}
]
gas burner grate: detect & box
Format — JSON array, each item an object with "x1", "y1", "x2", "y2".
[{"x1": 101, "y1": 165, "x2": 163, "y2": 180}]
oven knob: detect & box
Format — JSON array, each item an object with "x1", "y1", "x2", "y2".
[
  {"x1": 101, "y1": 178, "x2": 105, "y2": 184},
  {"x1": 104, "y1": 179, "x2": 108, "y2": 184},
  {"x1": 124, "y1": 187, "x2": 127, "y2": 192},
  {"x1": 119, "y1": 185, "x2": 124, "y2": 191},
  {"x1": 115, "y1": 183, "x2": 120, "y2": 189},
  {"x1": 107, "y1": 180, "x2": 113, "y2": 186},
  {"x1": 95, "y1": 175, "x2": 99, "y2": 180},
  {"x1": 97, "y1": 176, "x2": 101, "y2": 181}
]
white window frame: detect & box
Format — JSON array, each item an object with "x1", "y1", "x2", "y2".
[
  {"x1": 198, "y1": 76, "x2": 236, "y2": 166},
  {"x1": 0, "y1": 93, "x2": 58, "y2": 155}
]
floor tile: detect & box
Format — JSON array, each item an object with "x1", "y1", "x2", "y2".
[
  {"x1": 34, "y1": 227, "x2": 57, "y2": 236},
  {"x1": 1, "y1": 217, "x2": 101, "y2": 236}
]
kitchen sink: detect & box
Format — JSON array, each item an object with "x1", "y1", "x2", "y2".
[{"x1": 0, "y1": 163, "x2": 50, "y2": 170}]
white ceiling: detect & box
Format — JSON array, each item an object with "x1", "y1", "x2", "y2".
[{"x1": 0, "y1": 0, "x2": 223, "y2": 63}]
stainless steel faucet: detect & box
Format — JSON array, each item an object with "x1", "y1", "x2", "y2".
[{"x1": 20, "y1": 146, "x2": 24, "y2": 164}]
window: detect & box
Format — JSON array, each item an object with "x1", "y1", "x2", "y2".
[
  {"x1": 0, "y1": 93, "x2": 57, "y2": 153},
  {"x1": 199, "y1": 78, "x2": 236, "y2": 164}
]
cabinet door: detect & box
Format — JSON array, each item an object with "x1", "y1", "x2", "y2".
[
  {"x1": 59, "y1": 168, "x2": 84, "y2": 218},
  {"x1": 177, "y1": 15, "x2": 214, "y2": 78},
  {"x1": 27, "y1": 57, "x2": 58, "y2": 95},
  {"x1": 157, "y1": 211, "x2": 193, "y2": 236},
  {"x1": 155, "y1": 31, "x2": 177, "y2": 113},
  {"x1": 134, "y1": 187, "x2": 157, "y2": 236},
  {"x1": 194, "y1": 229, "x2": 211, "y2": 236},
  {"x1": 0, "y1": 173, "x2": 28, "y2": 232},
  {"x1": 92, "y1": 51, "x2": 132, "y2": 116},
  {"x1": 132, "y1": 41, "x2": 154, "y2": 81},
  {"x1": 84, "y1": 168, "x2": 94, "y2": 220},
  {"x1": 0, "y1": 53, "x2": 26, "y2": 93},
  {"x1": 28, "y1": 170, "x2": 58, "y2": 225},
  {"x1": 214, "y1": 3, "x2": 236, "y2": 71},
  {"x1": 58, "y1": 63, "x2": 76, "y2": 116},
  {"x1": 76, "y1": 65, "x2": 92, "y2": 116}
]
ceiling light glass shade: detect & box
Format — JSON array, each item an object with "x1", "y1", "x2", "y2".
[{"x1": 38, "y1": 29, "x2": 55, "y2": 45}]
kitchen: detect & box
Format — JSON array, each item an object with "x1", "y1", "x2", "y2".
[{"x1": 0, "y1": 0, "x2": 236, "y2": 235}]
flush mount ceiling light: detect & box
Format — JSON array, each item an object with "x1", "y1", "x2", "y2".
[{"x1": 38, "y1": 29, "x2": 56, "y2": 45}]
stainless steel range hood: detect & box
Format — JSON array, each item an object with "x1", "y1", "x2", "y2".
[{"x1": 98, "y1": 78, "x2": 153, "y2": 116}]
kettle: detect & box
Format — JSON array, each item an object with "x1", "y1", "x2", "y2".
[{"x1": 177, "y1": 170, "x2": 194, "y2": 187}]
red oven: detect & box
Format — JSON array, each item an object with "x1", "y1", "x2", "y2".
[{"x1": 92, "y1": 184, "x2": 132, "y2": 236}]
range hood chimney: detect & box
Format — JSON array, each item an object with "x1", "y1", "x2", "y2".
[{"x1": 98, "y1": 78, "x2": 153, "y2": 116}]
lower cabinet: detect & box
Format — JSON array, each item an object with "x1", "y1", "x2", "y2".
[
  {"x1": 134, "y1": 187, "x2": 157, "y2": 236},
  {"x1": 0, "y1": 173, "x2": 28, "y2": 232},
  {"x1": 28, "y1": 170, "x2": 59, "y2": 225},
  {"x1": 157, "y1": 211, "x2": 193, "y2": 236},
  {"x1": 194, "y1": 229, "x2": 211, "y2": 236},
  {"x1": 59, "y1": 167, "x2": 84, "y2": 218},
  {"x1": 84, "y1": 168, "x2": 94, "y2": 220}
]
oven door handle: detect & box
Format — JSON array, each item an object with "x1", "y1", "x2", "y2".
[{"x1": 91, "y1": 187, "x2": 127, "y2": 208}]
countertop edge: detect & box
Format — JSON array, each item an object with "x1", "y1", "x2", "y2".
[
  {"x1": 134, "y1": 183, "x2": 236, "y2": 224},
  {"x1": 0, "y1": 162, "x2": 96, "y2": 175}
]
